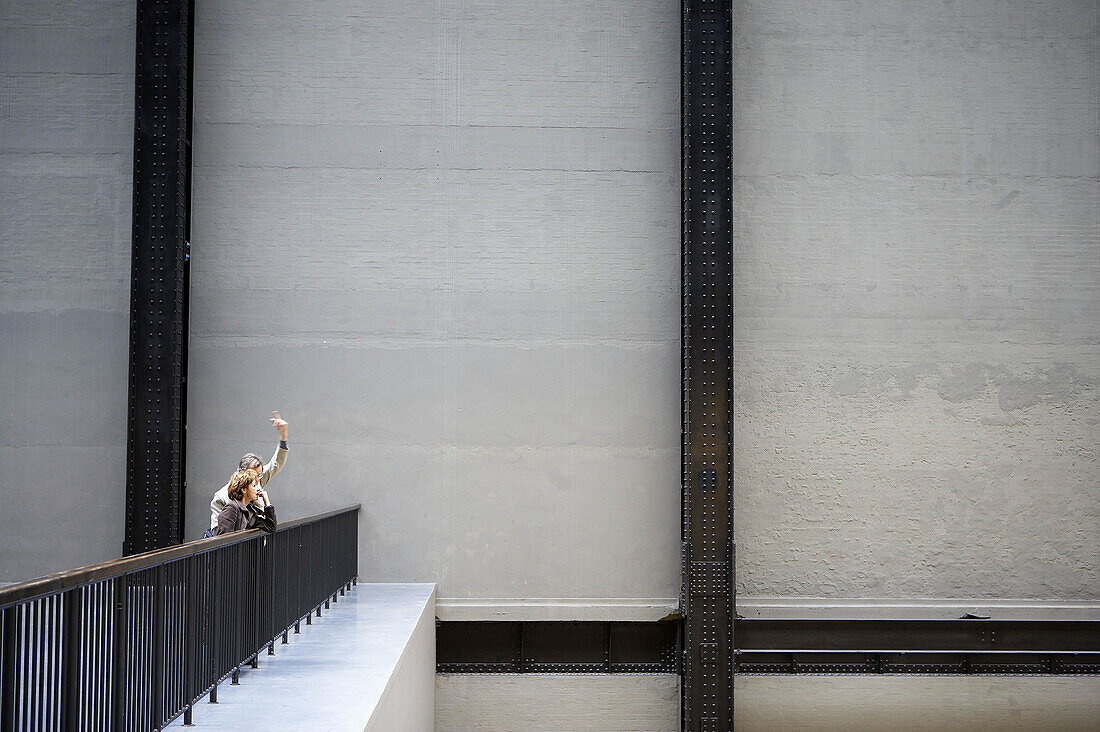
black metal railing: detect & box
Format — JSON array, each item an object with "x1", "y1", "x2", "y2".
[{"x1": 0, "y1": 505, "x2": 359, "y2": 731}]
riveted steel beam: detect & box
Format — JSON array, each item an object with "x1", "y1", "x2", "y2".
[
  {"x1": 125, "y1": 0, "x2": 194, "y2": 554},
  {"x1": 433, "y1": 619, "x2": 1099, "y2": 676},
  {"x1": 435, "y1": 621, "x2": 681, "y2": 674},
  {"x1": 736, "y1": 617, "x2": 1100, "y2": 675},
  {"x1": 682, "y1": 0, "x2": 734, "y2": 729}
]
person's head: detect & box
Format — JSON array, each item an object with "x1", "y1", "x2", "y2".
[
  {"x1": 228, "y1": 468, "x2": 260, "y2": 504},
  {"x1": 239, "y1": 452, "x2": 264, "y2": 476}
]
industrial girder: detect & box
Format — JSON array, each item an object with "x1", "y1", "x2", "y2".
[
  {"x1": 125, "y1": 0, "x2": 194, "y2": 554},
  {"x1": 681, "y1": 0, "x2": 734, "y2": 730}
]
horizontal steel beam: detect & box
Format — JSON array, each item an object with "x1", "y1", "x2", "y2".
[
  {"x1": 736, "y1": 619, "x2": 1100, "y2": 652},
  {"x1": 437, "y1": 619, "x2": 1100, "y2": 676},
  {"x1": 436, "y1": 621, "x2": 680, "y2": 674},
  {"x1": 736, "y1": 651, "x2": 1100, "y2": 675}
]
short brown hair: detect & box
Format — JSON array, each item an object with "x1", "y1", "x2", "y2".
[{"x1": 228, "y1": 469, "x2": 259, "y2": 502}]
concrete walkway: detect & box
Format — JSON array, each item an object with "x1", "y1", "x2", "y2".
[{"x1": 167, "y1": 583, "x2": 435, "y2": 732}]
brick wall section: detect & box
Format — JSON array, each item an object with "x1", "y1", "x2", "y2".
[{"x1": 733, "y1": 0, "x2": 1099, "y2": 598}]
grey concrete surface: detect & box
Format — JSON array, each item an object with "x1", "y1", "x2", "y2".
[
  {"x1": 734, "y1": 674, "x2": 1100, "y2": 732},
  {"x1": 435, "y1": 674, "x2": 681, "y2": 732},
  {"x1": 185, "y1": 0, "x2": 681, "y2": 604},
  {"x1": 183, "y1": 0, "x2": 1099, "y2": 619},
  {"x1": 737, "y1": 596, "x2": 1100, "y2": 619},
  {"x1": 166, "y1": 583, "x2": 436, "y2": 732},
  {"x1": 3, "y1": 1, "x2": 1096, "y2": 727},
  {"x1": 436, "y1": 673, "x2": 1100, "y2": 732},
  {"x1": 733, "y1": 0, "x2": 1099, "y2": 599},
  {"x1": 0, "y1": 0, "x2": 134, "y2": 582},
  {"x1": 435, "y1": 596, "x2": 679, "y2": 621},
  {"x1": 366, "y1": 585, "x2": 436, "y2": 732}
]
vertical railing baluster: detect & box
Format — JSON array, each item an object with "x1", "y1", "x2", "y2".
[
  {"x1": 78, "y1": 588, "x2": 87, "y2": 732},
  {"x1": 273, "y1": 533, "x2": 281, "y2": 640},
  {"x1": 40, "y1": 598, "x2": 48, "y2": 731},
  {"x1": 135, "y1": 574, "x2": 142, "y2": 731},
  {"x1": 208, "y1": 552, "x2": 219, "y2": 704},
  {"x1": 267, "y1": 535, "x2": 276, "y2": 653},
  {"x1": 238, "y1": 543, "x2": 247, "y2": 671},
  {"x1": 293, "y1": 526, "x2": 301, "y2": 628},
  {"x1": 202, "y1": 553, "x2": 212, "y2": 705},
  {"x1": 96, "y1": 582, "x2": 106, "y2": 732},
  {"x1": 90, "y1": 585, "x2": 98, "y2": 732},
  {"x1": 314, "y1": 522, "x2": 322, "y2": 617},
  {"x1": 248, "y1": 541, "x2": 256, "y2": 662},
  {"x1": 54, "y1": 594, "x2": 63, "y2": 729},
  {"x1": 85, "y1": 586, "x2": 92, "y2": 732},
  {"x1": 46, "y1": 597, "x2": 55, "y2": 731},
  {"x1": 44, "y1": 597, "x2": 54, "y2": 730},
  {"x1": 19, "y1": 604, "x2": 27, "y2": 732},
  {"x1": 37, "y1": 599, "x2": 47, "y2": 731},
  {"x1": 182, "y1": 557, "x2": 196, "y2": 724},
  {"x1": 170, "y1": 564, "x2": 178, "y2": 718},
  {"x1": 150, "y1": 566, "x2": 165, "y2": 730},
  {"x1": 18, "y1": 604, "x2": 28, "y2": 730},
  {"x1": 111, "y1": 575, "x2": 128, "y2": 732},
  {"x1": 233, "y1": 543, "x2": 241, "y2": 679},
  {"x1": 61, "y1": 589, "x2": 81, "y2": 732},
  {"x1": 21, "y1": 602, "x2": 30, "y2": 732},
  {"x1": 32, "y1": 598, "x2": 42, "y2": 730},
  {"x1": 223, "y1": 546, "x2": 230, "y2": 686},
  {"x1": 129, "y1": 575, "x2": 138, "y2": 731},
  {"x1": 1, "y1": 606, "x2": 16, "y2": 732},
  {"x1": 143, "y1": 570, "x2": 150, "y2": 729},
  {"x1": 0, "y1": 507, "x2": 359, "y2": 731},
  {"x1": 86, "y1": 585, "x2": 95, "y2": 732}
]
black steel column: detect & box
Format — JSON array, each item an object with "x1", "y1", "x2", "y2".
[
  {"x1": 681, "y1": 0, "x2": 733, "y2": 730},
  {"x1": 125, "y1": 0, "x2": 194, "y2": 554}
]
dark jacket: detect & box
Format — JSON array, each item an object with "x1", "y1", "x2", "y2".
[{"x1": 215, "y1": 499, "x2": 277, "y2": 535}]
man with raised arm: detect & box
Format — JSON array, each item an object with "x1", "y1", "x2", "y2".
[{"x1": 208, "y1": 411, "x2": 290, "y2": 531}]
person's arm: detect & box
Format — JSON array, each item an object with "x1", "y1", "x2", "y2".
[
  {"x1": 210, "y1": 485, "x2": 230, "y2": 530},
  {"x1": 215, "y1": 503, "x2": 241, "y2": 536},
  {"x1": 254, "y1": 504, "x2": 277, "y2": 533},
  {"x1": 259, "y1": 411, "x2": 289, "y2": 489},
  {"x1": 259, "y1": 444, "x2": 288, "y2": 486}
]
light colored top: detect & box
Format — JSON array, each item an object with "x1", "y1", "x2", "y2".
[{"x1": 209, "y1": 444, "x2": 289, "y2": 529}]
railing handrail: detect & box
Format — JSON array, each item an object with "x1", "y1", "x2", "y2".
[{"x1": 0, "y1": 504, "x2": 361, "y2": 609}]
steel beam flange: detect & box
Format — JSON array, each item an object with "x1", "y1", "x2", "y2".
[
  {"x1": 681, "y1": 0, "x2": 734, "y2": 729},
  {"x1": 125, "y1": 0, "x2": 195, "y2": 554}
]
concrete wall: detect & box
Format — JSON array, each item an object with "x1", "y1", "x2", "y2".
[
  {"x1": 435, "y1": 674, "x2": 1100, "y2": 732},
  {"x1": 186, "y1": 0, "x2": 681, "y2": 606},
  {"x1": 436, "y1": 674, "x2": 680, "y2": 732},
  {"x1": 186, "y1": 0, "x2": 1099, "y2": 611},
  {"x1": 436, "y1": 674, "x2": 1100, "y2": 732},
  {"x1": 365, "y1": 586, "x2": 436, "y2": 732},
  {"x1": 2, "y1": 0, "x2": 1096, "y2": 729},
  {"x1": 0, "y1": 1, "x2": 133, "y2": 581},
  {"x1": 733, "y1": 0, "x2": 1099, "y2": 600},
  {"x1": 735, "y1": 675, "x2": 1100, "y2": 731}
]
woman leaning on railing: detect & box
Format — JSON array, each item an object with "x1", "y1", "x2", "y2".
[{"x1": 215, "y1": 468, "x2": 277, "y2": 535}]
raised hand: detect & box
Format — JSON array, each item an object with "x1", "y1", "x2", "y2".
[{"x1": 270, "y1": 410, "x2": 289, "y2": 441}]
